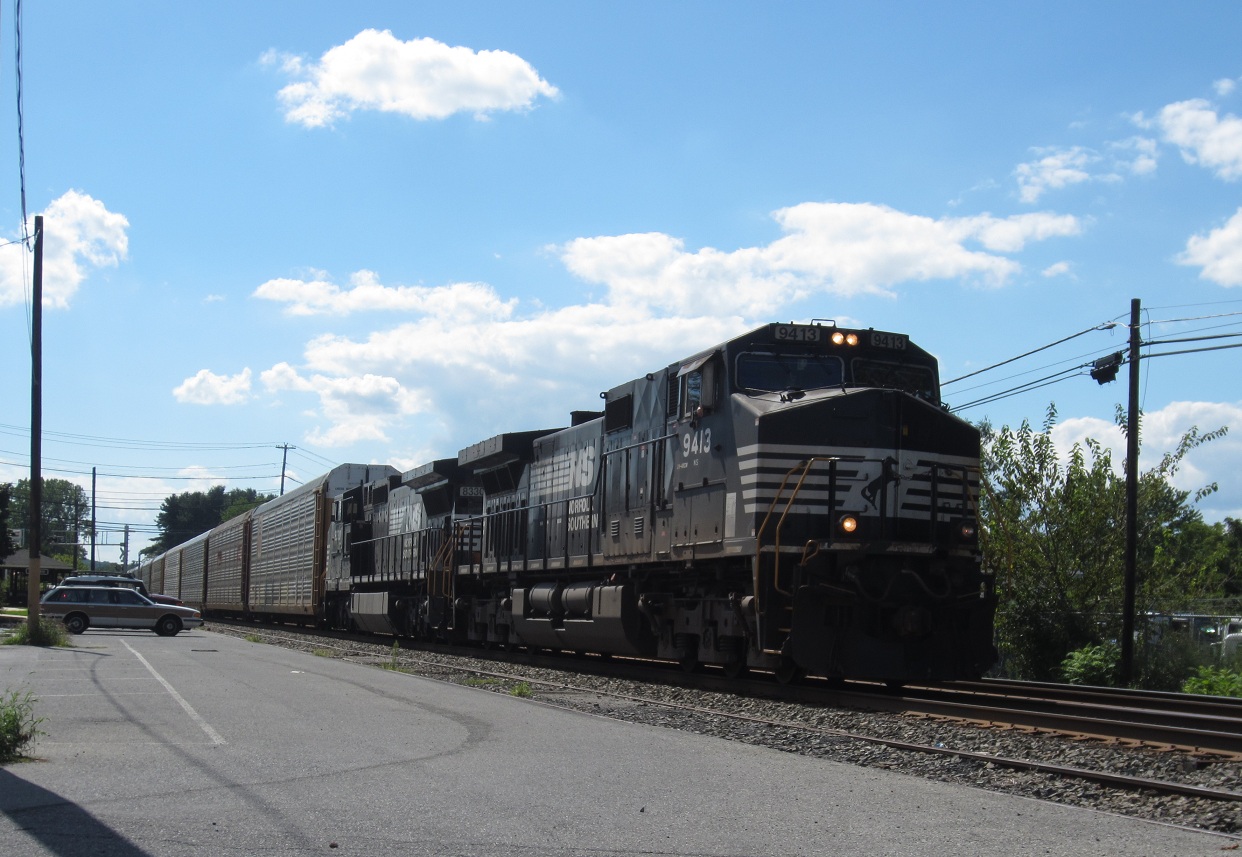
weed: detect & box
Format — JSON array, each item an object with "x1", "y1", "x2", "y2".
[
  {"x1": 509, "y1": 681, "x2": 533, "y2": 698},
  {"x1": 0, "y1": 690, "x2": 43, "y2": 763},
  {"x1": 1182, "y1": 665, "x2": 1242, "y2": 698},
  {"x1": 244, "y1": 634, "x2": 262, "y2": 643},
  {"x1": 312, "y1": 649, "x2": 334, "y2": 658},
  {"x1": 1060, "y1": 642, "x2": 1121, "y2": 686},
  {"x1": 2, "y1": 619, "x2": 69, "y2": 648}
]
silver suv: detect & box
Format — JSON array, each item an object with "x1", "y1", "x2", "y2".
[
  {"x1": 59, "y1": 574, "x2": 183, "y2": 605},
  {"x1": 40, "y1": 585, "x2": 203, "y2": 636}
]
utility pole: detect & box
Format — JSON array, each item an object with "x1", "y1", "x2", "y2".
[
  {"x1": 121, "y1": 524, "x2": 130, "y2": 570},
  {"x1": 1119, "y1": 298, "x2": 1141, "y2": 685},
  {"x1": 90, "y1": 466, "x2": 97, "y2": 571},
  {"x1": 279, "y1": 443, "x2": 293, "y2": 496},
  {"x1": 27, "y1": 216, "x2": 43, "y2": 630}
]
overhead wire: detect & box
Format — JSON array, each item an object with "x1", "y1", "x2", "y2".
[{"x1": 942, "y1": 321, "x2": 1118, "y2": 386}]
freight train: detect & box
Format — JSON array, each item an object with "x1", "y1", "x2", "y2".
[{"x1": 139, "y1": 321, "x2": 997, "y2": 683}]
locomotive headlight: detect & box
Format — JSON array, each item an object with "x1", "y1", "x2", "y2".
[
  {"x1": 959, "y1": 521, "x2": 978, "y2": 541},
  {"x1": 838, "y1": 515, "x2": 859, "y2": 534},
  {"x1": 830, "y1": 331, "x2": 860, "y2": 346},
  {"x1": 831, "y1": 331, "x2": 845, "y2": 345}
]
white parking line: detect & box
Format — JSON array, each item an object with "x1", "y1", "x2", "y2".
[{"x1": 121, "y1": 639, "x2": 227, "y2": 745}]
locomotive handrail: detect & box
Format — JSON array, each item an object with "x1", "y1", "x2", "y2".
[
  {"x1": 753, "y1": 456, "x2": 838, "y2": 612},
  {"x1": 430, "y1": 522, "x2": 462, "y2": 602},
  {"x1": 457, "y1": 491, "x2": 598, "y2": 574}
]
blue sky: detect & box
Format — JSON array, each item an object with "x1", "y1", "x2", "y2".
[{"x1": 3, "y1": 2, "x2": 1242, "y2": 564}]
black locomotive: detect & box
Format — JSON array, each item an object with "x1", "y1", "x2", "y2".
[{"x1": 142, "y1": 321, "x2": 997, "y2": 683}]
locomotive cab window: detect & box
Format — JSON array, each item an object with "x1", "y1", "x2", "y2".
[
  {"x1": 850, "y1": 359, "x2": 938, "y2": 401},
  {"x1": 736, "y1": 352, "x2": 844, "y2": 394},
  {"x1": 679, "y1": 358, "x2": 718, "y2": 418}
]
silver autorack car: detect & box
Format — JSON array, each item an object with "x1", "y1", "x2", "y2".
[{"x1": 40, "y1": 585, "x2": 203, "y2": 636}]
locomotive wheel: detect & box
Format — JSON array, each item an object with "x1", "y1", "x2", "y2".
[
  {"x1": 775, "y1": 657, "x2": 804, "y2": 685},
  {"x1": 677, "y1": 634, "x2": 699, "y2": 673}
]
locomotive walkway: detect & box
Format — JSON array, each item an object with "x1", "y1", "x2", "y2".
[{"x1": 0, "y1": 629, "x2": 1233, "y2": 856}]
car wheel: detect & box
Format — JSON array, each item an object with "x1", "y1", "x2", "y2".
[
  {"x1": 64, "y1": 613, "x2": 89, "y2": 634},
  {"x1": 155, "y1": 615, "x2": 182, "y2": 637}
]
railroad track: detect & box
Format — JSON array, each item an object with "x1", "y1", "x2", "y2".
[
  {"x1": 894, "y1": 678, "x2": 1242, "y2": 758},
  {"x1": 206, "y1": 619, "x2": 1242, "y2": 812}
]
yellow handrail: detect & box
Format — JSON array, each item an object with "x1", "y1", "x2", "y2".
[{"x1": 752, "y1": 456, "x2": 836, "y2": 606}]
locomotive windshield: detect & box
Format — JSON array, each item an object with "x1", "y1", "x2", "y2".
[
  {"x1": 735, "y1": 352, "x2": 844, "y2": 393},
  {"x1": 734, "y1": 350, "x2": 939, "y2": 401},
  {"x1": 852, "y1": 359, "x2": 937, "y2": 400}
]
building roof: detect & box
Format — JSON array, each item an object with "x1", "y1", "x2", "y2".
[{"x1": 1, "y1": 549, "x2": 76, "y2": 572}]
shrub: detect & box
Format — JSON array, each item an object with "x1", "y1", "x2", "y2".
[
  {"x1": 1134, "y1": 630, "x2": 1213, "y2": 692},
  {"x1": 1060, "y1": 642, "x2": 1120, "y2": 686},
  {"x1": 2, "y1": 618, "x2": 68, "y2": 648},
  {"x1": 1182, "y1": 666, "x2": 1242, "y2": 698},
  {"x1": 0, "y1": 690, "x2": 42, "y2": 763}
]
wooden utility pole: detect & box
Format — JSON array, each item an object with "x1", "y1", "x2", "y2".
[
  {"x1": 1119, "y1": 298, "x2": 1141, "y2": 684},
  {"x1": 91, "y1": 466, "x2": 97, "y2": 571},
  {"x1": 27, "y1": 215, "x2": 43, "y2": 629}
]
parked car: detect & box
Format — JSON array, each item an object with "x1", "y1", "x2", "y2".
[
  {"x1": 40, "y1": 585, "x2": 203, "y2": 636},
  {"x1": 58, "y1": 573, "x2": 184, "y2": 605}
]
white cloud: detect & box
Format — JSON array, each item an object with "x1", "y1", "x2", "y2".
[
  {"x1": 1013, "y1": 140, "x2": 1161, "y2": 202},
  {"x1": 253, "y1": 269, "x2": 517, "y2": 319},
  {"x1": 1015, "y1": 146, "x2": 1096, "y2": 202},
  {"x1": 205, "y1": 201, "x2": 1080, "y2": 448},
  {"x1": 1214, "y1": 78, "x2": 1238, "y2": 97},
  {"x1": 260, "y1": 362, "x2": 429, "y2": 446},
  {"x1": 172, "y1": 368, "x2": 253, "y2": 405},
  {"x1": 1177, "y1": 207, "x2": 1242, "y2": 286},
  {"x1": 1108, "y1": 136, "x2": 1159, "y2": 176},
  {"x1": 0, "y1": 190, "x2": 129, "y2": 309},
  {"x1": 557, "y1": 203, "x2": 1081, "y2": 312},
  {"x1": 265, "y1": 29, "x2": 559, "y2": 128},
  {"x1": 1041, "y1": 261, "x2": 1072, "y2": 278},
  {"x1": 1157, "y1": 98, "x2": 1242, "y2": 180},
  {"x1": 1050, "y1": 401, "x2": 1242, "y2": 521}
]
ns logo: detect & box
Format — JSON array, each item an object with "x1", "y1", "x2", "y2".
[{"x1": 563, "y1": 445, "x2": 597, "y2": 489}]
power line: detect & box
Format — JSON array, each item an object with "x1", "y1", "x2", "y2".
[
  {"x1": 0, "y1": 447, "x2": 279, "y2": 472},
  {"x1": 0, "y1": 423, "x2": 283, "y2": 451},
  {"x1": 949, "y1": 365, "x2": 1087, "y2": 412},
  {"x1": 13, "y1": 0, "x2": 27, "y2": 244},
  {"x1": 942, "y1": 322, "x2": 1118, "y2": 386},
  {"x1": 0, "y1": 459, "x2": 284, "y2": 481},
  {"x1": 949, "y1": 332, "x2": 1242, "y2": 413}
]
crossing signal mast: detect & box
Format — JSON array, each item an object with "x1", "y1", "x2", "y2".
[
  {"x1": 1083, "y1": 303, "x2": 1141, "y2": 684},
  {"x1": 1090, "y1": 350, "x2": 1125, "y2": 384}
]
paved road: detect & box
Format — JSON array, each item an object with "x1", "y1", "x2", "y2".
[{"x1": 0, "y1": 627, "x2": 1233, "y2": 856}]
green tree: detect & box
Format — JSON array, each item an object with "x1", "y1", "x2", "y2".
[
  {"x1": 0, "y1": 483, "x2": 14, "y2": 559},
  {"x1": 149, "y1": 486, "x2": 273, "y2": 555},
  {"x1": 9, "y1": 479, "x2": 90, "y2": 562},
  {"x1": 220, "y1": 488, "x2": 269, "y2": 523},
  {"x1": 981, "y1": 404, "x2": 1227, "y2": 684}
]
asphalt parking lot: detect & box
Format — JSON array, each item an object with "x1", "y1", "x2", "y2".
[{"x1": 0, "y1": 625, "x2": 1234, "y2": 856}]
